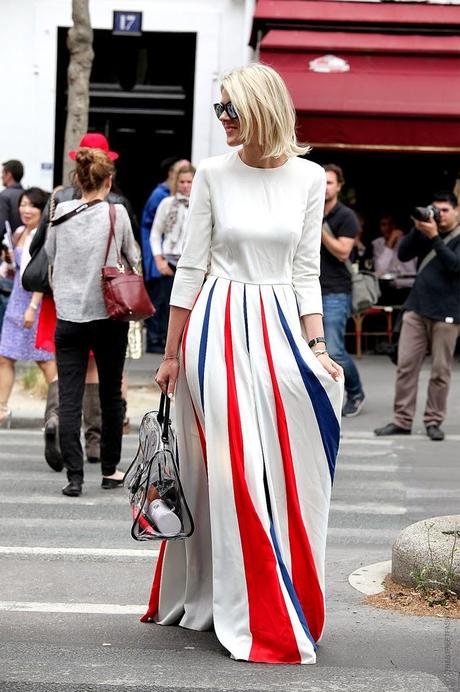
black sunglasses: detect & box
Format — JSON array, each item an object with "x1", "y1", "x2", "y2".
[{"x1": 213, "y1": 101, "x2": 238, "y2": 120}]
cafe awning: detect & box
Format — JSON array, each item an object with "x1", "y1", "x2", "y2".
[
  {"x1": 260, "y1": 28, "x2": 460, "y2": 152},
  {"x1": 252, "y1": 1, "x2": 460, "y2": 42}
]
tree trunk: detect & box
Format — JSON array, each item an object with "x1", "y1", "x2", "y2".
[{"x1": 62, "y1": 0, "x2": 94, "y2": 185}]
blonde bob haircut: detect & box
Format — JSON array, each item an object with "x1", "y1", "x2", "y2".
[{"x1": 220, "y1": 63, "x2": 310, "y2": 160}]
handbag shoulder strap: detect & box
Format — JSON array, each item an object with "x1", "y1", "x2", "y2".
[
  {"x1": 417, "y1": 225, "x2": 460, "y2": 274},
  {"x1": 51, "y1": 198, "x2": 103, "y2": 227},
  {"x1": 323, "y1": 220, "x2": 355, "y2": 275},
  {"x1": 104, "y1": 203, "x2": 122, "y2": 265}
]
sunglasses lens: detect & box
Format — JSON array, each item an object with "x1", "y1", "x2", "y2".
[
  {"x1": 213, "y1": 103, "x2": 223, "y2": 119},
  {"x1": 227, "y1": 103, "x2": 238, "y2": 119}
]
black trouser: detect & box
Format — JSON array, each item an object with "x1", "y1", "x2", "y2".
[{"x1": 55, "y1": 318, "x2": 129, "y2": 482}]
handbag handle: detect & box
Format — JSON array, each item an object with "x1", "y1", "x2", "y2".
[
  {"x1": 105, "y1": 204, "x2": 135, "y2": 273},
  {"x1": 104, "y1": 204, "x2": 123, "y2": 267},
  {"x1": 157, "y1": 392, "x2": 171, "y2": 443}
]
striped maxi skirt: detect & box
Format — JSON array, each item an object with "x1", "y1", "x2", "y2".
[{"x1": 142, "y1": 275, "x2": 343, "y2": 664}]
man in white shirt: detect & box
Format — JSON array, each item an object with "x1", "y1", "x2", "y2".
[{"x1": 372, "y1": 215, "x2": 416, "y2": 304}]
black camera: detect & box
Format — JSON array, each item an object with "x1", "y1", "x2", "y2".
[{"x1": 412, "y1": 205, "x2": 441, "y2": 224}]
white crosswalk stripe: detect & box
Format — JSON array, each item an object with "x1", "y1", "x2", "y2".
[
  {"x1": 0, "y1": 601, "x2": 146, "y2": 614},
  {"x1": 0, "y1": 546, "x2": 157, "y2": 558}
]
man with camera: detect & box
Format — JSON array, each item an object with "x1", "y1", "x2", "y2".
[{"x1": 375, "y1": 191, "x2": 460, "y2": 441}]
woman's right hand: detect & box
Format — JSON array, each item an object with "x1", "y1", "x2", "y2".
[
  {"x1": 155, "y1": 256, "x2": 174, "y2": 277},
  {"x1": 155, "y1": 358, "x2": 179, "y2": 398},
  {"x1": 23, "y1": 306, "x2": 36, "y2": 329}
]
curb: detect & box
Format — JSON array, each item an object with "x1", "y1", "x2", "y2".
[
  {"x1": 349, "y1": 560, "x2": 391, "y2": 595},
  {"x1": 5, "y1": 418, "x2": 142, "y2": 432},
  {"x1": 8, "y1": 417, "x2": 44, "y2": 431}
]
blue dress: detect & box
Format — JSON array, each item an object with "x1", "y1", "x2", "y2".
[{"x1": 0, "y1": 247, "x2": 54, "y2": 362}]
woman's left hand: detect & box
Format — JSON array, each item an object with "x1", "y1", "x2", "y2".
[
  {"x1": 316, "y1": 353, "x2": 343, "y2": 381},
  {"x1": 23, "y1": 307, "x2": 36, "y2": 329}
]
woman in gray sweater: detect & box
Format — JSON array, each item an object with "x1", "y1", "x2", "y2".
[{"x1": 46, "y1": 148, "x2": 137, "y2": 497}]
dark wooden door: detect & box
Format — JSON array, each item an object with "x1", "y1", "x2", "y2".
[{"x1": 54, "y1": 28, "x2": 196, "y2": 220}]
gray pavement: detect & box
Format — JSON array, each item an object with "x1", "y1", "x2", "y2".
[{"x1": 0, "y1": 353, "x2": 459, "y2": 691}]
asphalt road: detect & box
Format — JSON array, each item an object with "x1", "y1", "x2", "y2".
[{"x1": 0, "y1": 410, "x2": 459, "y2": 690}]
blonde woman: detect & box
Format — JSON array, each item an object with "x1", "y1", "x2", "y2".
[
  {"x1": 144, "y1": 64, "x2": 343, "y2": 664},
  {"x1": 149, "y1": 164, "x2": 195, "y2": 339}
]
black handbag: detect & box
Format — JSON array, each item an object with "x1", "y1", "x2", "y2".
[
  {"x1": 21, "y1": 234, "x2": 52, "y2": 294},
  {"x1": 22, "y1": 187, "x2": 62, "y2": 294},
  {"x1": 124, "y1": 394, "x2": 194, "y2": 542}
]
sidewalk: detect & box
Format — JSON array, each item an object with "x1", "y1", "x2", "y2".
[
  {"x1": 8, "y1": 353, "x2": 163, "y2": 429},
  {"x1": 8, "y1": 352, "x2": 460, "y2": 436}
]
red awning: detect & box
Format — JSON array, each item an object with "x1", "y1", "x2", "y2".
[
  {"x1": 253, "y1": 1, "x2": 460, "y2": 30},
  {"x1": 260, "y1": 29, "x2": 460, "y2": 151},
  {"x1": 263, "y1": 29, "x2": 460, "y2": 56}
]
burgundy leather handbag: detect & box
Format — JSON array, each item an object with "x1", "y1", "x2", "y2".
[{"x1": 101, "y1": 204, "x2": 155, "y2": 322}]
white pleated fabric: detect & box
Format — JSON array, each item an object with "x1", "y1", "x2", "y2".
[{"x1": 142, "y1": 152, "x2": 343, "y2": 664}]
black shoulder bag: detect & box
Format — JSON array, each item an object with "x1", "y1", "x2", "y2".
[
  {"x1": 22, "y1": 195, "x2": 101, "y2": 293},
  {"x1": 22, "y1": 187, "x2": 62, "y2": 293}
]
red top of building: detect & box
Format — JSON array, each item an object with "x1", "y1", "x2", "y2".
[
  {"x1": 254, "y1": 0, "x2": 460, "y2": 27},
  {"x1": 262, "y1": 29, "x2": 460, "y2": 55}
]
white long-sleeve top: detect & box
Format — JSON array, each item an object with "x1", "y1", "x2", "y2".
[
  {"x1": 170, "y1": 150, "x2": 326, "y2": 317},
  {"x1": 149, "y1": 193, "x2": 189, "y2": 259}
]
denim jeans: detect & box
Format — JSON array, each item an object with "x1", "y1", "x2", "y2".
[
  {"x1": 55, "y1": 318, "x2": 129, "y2": 482},
  {"x1": 145, "y1": 275, "x2": 175, "y2": 351},
  {"x1": 322, "y1": 292, "x2": 364, "y2": 400}
]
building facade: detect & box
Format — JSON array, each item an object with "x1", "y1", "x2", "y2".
[{"x1": 0, "y1": 0, "x2": 255, "y2": 214}]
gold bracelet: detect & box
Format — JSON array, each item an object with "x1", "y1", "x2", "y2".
[
  {"x1": 163, "y1": 354, "x2": 179, "y2": 361},
  {"x1": 314, "y1": 349, "x2": 328, "y2": 357}
]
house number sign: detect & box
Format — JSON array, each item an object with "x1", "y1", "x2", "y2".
[{"x1": 113, "y1": 11, "x2": 142, "y2": 35}]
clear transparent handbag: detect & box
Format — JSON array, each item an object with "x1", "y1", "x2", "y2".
[{"x1": 124, "y1": 394, "x2": 194, "y2": 541}]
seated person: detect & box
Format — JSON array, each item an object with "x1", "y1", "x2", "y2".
[
  {"x1": 372, "y1": 215, "x2": 417, "y2": 304},
  {"x1": 354, "y1": 221, "x2": 374, "y2": 271}
]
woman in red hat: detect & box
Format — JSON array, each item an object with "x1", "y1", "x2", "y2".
[
  {"x1": 28, "y1": 133, "x2": 136, "y2": 471},
  {"x1": 68, "y1": 133, "x2": 119, "y2": 161},
  {"x1": 46, "y1": 147, "x2": 137, "y2": 497}
]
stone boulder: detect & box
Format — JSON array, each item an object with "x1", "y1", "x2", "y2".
[{"x1": 392, "y1": 515, "x2": 460, "y2": 594}]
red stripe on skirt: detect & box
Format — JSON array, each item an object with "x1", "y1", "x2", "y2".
[
  {"x1": 259, "y1": 291, "x2": 324, "y2": 642},
  {"x1": 224, "y1": 284, "x2": 300, "y2": 663},
  {"x1": 193, "y1": 406, "x2": 208, "y2": 472},
  {"x1": 140, "y1": 541, "x2": 167, "y2": 623}
]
